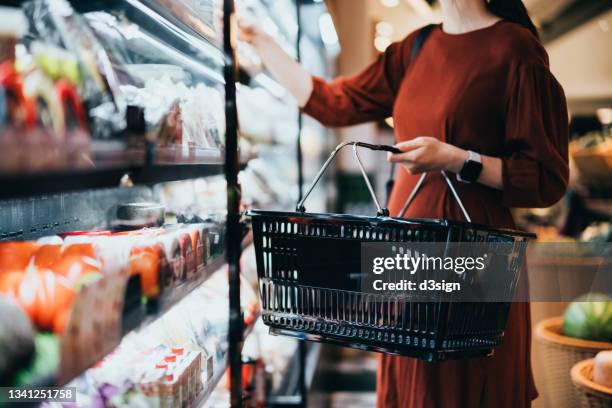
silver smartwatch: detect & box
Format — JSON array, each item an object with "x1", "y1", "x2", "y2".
[{"x1": 456, "y1": 150, "x2": 483, "y2": 183}]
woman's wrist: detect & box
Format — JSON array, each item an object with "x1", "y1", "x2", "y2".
[
  {"x1": 445, "y1": 145, "x2": 469, "y2": 174},
  {"x1": 251, "y1": 31, "x2": 273, "y2": 52}
]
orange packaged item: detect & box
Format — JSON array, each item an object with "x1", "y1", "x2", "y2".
[
  {"x1": 0, "y1": 270, "x2": 23, "y2": 297},
  {"x1": 128, "y1": 242, "x2": 169, "y2": 300},
  {"x1": 187, "y1": 226, "x2": 203, "y2": 272},
  {"x1": 0, "y1": 241, "x2": 39, "y2": 272},
  {"x1": 33, "y1": 244, "x2": 61, "y2": 268},
  {"x1": 157, "y1": 233, "x2": 183, "y2": 285},
  {"x1": 62, "y1": 242, "x2": 97, "y2": 259},
  {"x1": 51, "y1": 253, "x2": 101, "y2": 285},
  {"x1": 13, "y1": 268, "x2": 76, "y2": 331},
  {"x1": 0, "y1": 62, "x2": 37, "y2": 127},
  {"x1": 177, "y1": 231, "x2": 196, "y2": 281},
  {"x1": 55, "y1": 79, "x2": 88, "y2": 131}
]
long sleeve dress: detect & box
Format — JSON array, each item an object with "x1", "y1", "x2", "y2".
[{"x1": 301, "y1": 20, "x2": 569, "y2": 408}]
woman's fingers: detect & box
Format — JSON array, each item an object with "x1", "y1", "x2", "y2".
[
  {"x1": 387, "y1": 148, "x2": 424, "y2": 163},
  {"x1": 394, "y1": 138, "x2": 425, "y2": 152},
  {"x1": 237, "y1": 18, "x2": 257, "y2": 42}
]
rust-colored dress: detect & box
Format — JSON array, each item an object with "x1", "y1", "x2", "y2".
[{"x1": 302, "y1": 21, "x2": 569, "y2": 408}]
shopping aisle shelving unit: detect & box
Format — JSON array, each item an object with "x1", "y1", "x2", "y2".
[
  {"x1": 0, "y1": 161, "x2": 224, "y2": 200},
  {"x1": 0, "y1": 0, "x2": 248, "y2": 403},
  {"x1": 1, "y1": 0, "x2": 334, "y2": 404},
  {"x1": 222, "y1": 0, "x2": 245, "y2": 406}
]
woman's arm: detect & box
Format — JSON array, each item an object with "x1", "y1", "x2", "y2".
[
  {"x1": 388, "y1": 137, "x2": 503, "y2": 190},
  {"x1": 239, "y1": 21, "x2": 415, "y2": 127},
  {"x1": 238, "y1": 21, "x2": 312, "y2": 107}
]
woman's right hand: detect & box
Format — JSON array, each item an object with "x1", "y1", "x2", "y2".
[
  {"x1": 237, "y1": 19, "x2": 269, "y2": 50},
  {"x1": 235, "y1": 18, "x2": 313, "y2": 107}
]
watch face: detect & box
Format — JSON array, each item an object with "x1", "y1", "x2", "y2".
[{"x1": 460, "y1": 160, "x2": 484, "y2": 182}]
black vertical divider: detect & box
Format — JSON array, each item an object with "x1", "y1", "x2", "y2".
[
  {"x1": 295, "y1": 1, "x2": 308, "y2": 407},
  {"x1": 223, "y1": 0, "x2": 243, "y2": 407},
  {"x1": 296, "y1": 0, "x2": 304, "y2": 203}
]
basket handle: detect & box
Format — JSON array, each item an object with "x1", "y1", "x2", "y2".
[
  {"x1": 296, "y1": 141, "x2": 400, "y2": 217},
  {"x1": 398, "y1": 171, "x2": 472, "y2": 222}
]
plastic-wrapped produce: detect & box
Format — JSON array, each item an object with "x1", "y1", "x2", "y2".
[
  {"x1": 22, "y1": 0, "x2": 127, "y2": 138},
  {"x1": 123, "y1": 75, "x2": 225, "y2": 149}
]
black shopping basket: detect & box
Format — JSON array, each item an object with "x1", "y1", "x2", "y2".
[{"x1": 248, "y1": 141, "x2": 535, "y2": 361}]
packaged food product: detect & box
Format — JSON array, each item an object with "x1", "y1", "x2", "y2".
[
  {"x1": 0, "y1": 6, "x2": 26, "y2": 61},
  {"x1": 157, "y1": 233, "x2": 183, "y2": 285},
  {"x1": 162, "y1": 372, "x2": 181, "y2": 408},
  {"x1": 128, "y1": 240, "x2": 171, "y2": 300},
  {"x1": 10, "y1": 267, "x2": 75, "y2": 331},
  {"x1": 55, "y1": 79, "x2": 88, "y2": 131},
  {"x1": 32, "y1": 244, "x2": 61, "y2": 268},
  {"x1": 23, "y1": 69, "x2": 65, "y2": 134},
  {"x1": 163, "y1": 226, "x2": 195, "y2": 282},
  {"x1": 188, "y1": 225, "x2": 204, "y2": 272},
  {"x1": 0, "y1": 241, "x2": 39, "y2": 272},
  {"x1": 0, "y1": 62, "x2": 37, "y2": 127}
]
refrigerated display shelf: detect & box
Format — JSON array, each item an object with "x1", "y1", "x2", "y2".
[
  {"x1": 122, "y1": 253, "x2": 227, "y2": 335},
  {"x1": 0, "y1": 161, "x2": 224, "y2": 199},
  {"x1": 55, "y1": 227, "x2": 252, "y2": 387},
  {"x1": 267, "y1": 342, "x2": 321, "y2": 406},
  {"x1": 71, "y1": 0, "x2": 224, "y2": 74},
  {"x1": 196, "y1": 313, "x2": 260, "y2": 408},
  {"x1": 10, "y1": 252, "x2": 228, "y2": 388}
]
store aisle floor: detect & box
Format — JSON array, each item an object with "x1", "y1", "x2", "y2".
[{"x1": 309, "y1": 346, "x2": 377, "y2": 408}]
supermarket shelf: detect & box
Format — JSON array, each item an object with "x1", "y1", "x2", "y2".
[
  {"x1": 72, "y1": 0, "x2": 224, "y2": 82},
  {"x1": 0, "y1": 141, "x2": 259, "y2": 200},
  {"x1": 268, "y1": 342, "x2": 322, "y2": 405},
  {"x1": 53, "y1": 252, "x2": 227, "y2": 385},
  {"x1": 139, "y1": 0, "x2": 222, "y2": 51},
  {"x1": 197, "y1": 313, "x2": 261, "y2": 407},
  {"x1": 0, "y1": 160, "x2": 224, "y2": 200},
  {"x1": 123, "y1": 253, "x2": 228, "y2": 335}
]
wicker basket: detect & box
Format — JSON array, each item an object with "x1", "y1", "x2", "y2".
[
  {"x1": 535, "y1": 317, "x2": 612, "y2": 408},
  {"x1": 571, "y1": 141, "x2": 612, "y2": 187},
  {"x1": 571, "y1": 358, "x2": 612, "y2": 408}
]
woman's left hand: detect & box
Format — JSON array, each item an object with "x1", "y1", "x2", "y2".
[{"x1": 388, "y1": 136, "x2": 468, "y2": 174}]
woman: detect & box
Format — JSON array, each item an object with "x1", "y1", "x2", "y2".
[{"x1": 239, "y1": 0, "x2": 569, "y2": 406}]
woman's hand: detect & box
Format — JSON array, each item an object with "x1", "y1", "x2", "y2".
[
  {"x1": 235, "y1": 18, "x2": 313, "y2": 106},
  {"x1": 237, "y1": 19, "x2": 270, "y2": 49},
  {"x1": 388, "y1": 137, "x2": 468, "y2": 174},
  {"x1": 389, "y1": 137, "x2": 504, "y2": 190}
]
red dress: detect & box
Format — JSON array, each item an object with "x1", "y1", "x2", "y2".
[{"x1": 302, "y1": 21, "x2": 569, "y2": 407}]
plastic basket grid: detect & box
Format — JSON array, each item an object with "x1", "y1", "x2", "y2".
[{"x1": 251, "y1": 211, "x2": 530, "y2": 361}]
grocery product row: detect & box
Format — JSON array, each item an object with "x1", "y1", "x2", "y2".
[
  {"x1": 57, "y1": 264, "x2": 261, "y2": 408},
  {"x1": 0, "y1": 0, "x2": 335, "y2": 406},
  {"x1": 0, "y1": 0, "x2": 231, "y2": 176},
  {"x1": 0, "y1": 219, "x2": 228, "y2": 383}
]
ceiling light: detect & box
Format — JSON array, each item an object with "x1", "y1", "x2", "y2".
[
  {"x1": 596, "y1": 108, "x2": 612, "y2": 126},
  {"x1": 376, "y1": 21, "x2": 393, "y2": 37},
  {"x1": 381, "y1": 0, "x2": 399, "y2": 8},
  {"x1": 374, "y1": 35, "x2": 392, "y2": 52}
]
